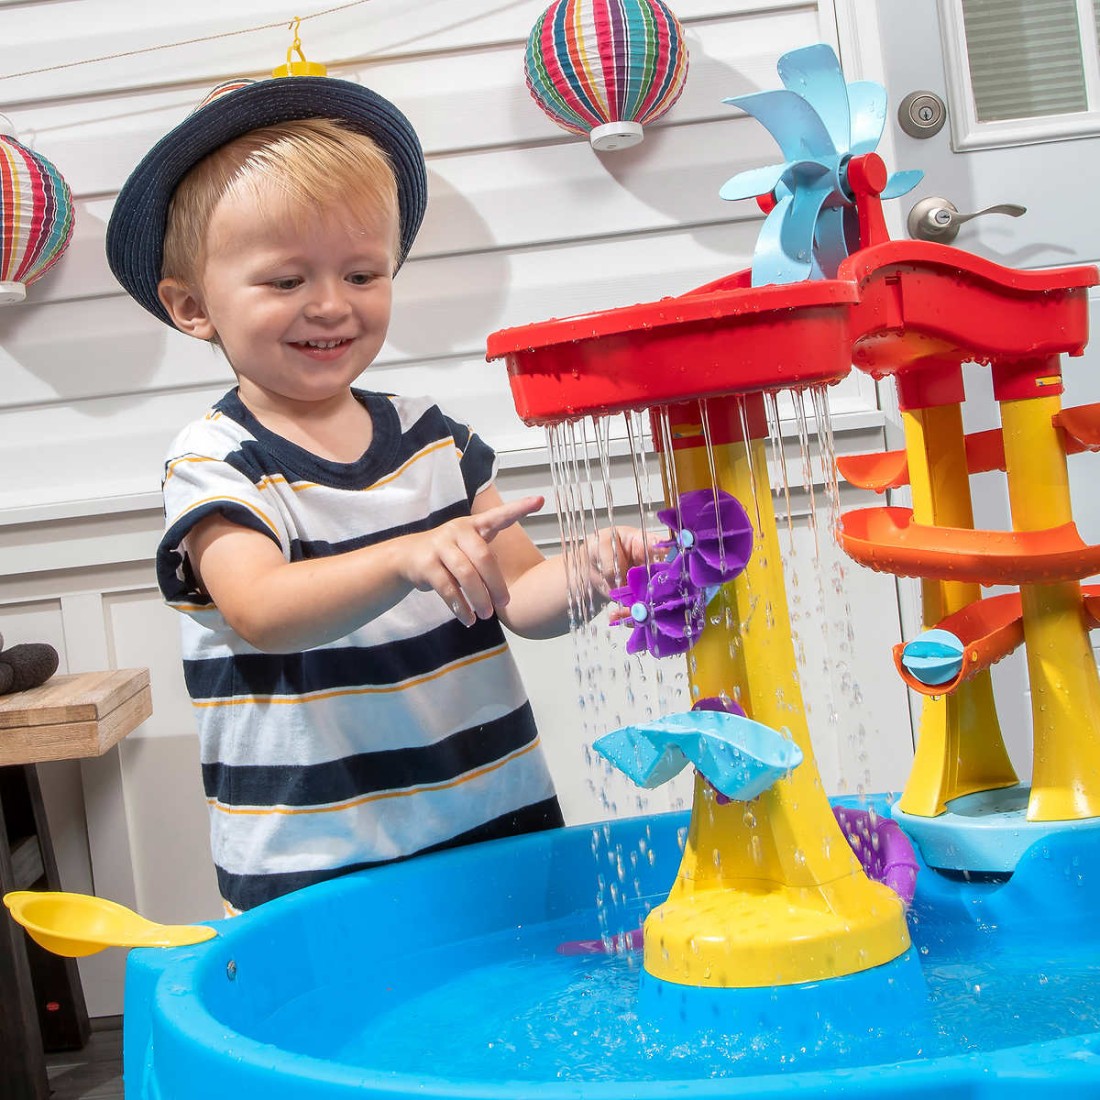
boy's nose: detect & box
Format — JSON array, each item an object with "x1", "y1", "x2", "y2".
[{"x1": 304, "y1": 283, "x2": 351, "y2": 320}]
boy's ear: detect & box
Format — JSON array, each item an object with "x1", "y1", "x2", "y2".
[{"x1": 158, "y1": 278, "x2": 217, "y2": 341}]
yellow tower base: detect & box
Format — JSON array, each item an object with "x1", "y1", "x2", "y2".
[{"x1": 643, "y1": 401, "x2": 909, "y2": 988}]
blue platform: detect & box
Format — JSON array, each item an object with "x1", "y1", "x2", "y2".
[{"x1": 892, "y1": 784, "x2": 1100, "y2": 873}]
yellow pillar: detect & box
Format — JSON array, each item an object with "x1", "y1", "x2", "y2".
[
  {"x1": 896, "y1": 403, "x2": 1018, "y2": 817},
  {"x1": 1000, "y1": 392, "x2": 1100, "y2": 820},
  {"x1": 643, "y1": 399, "x2": 909, "y2": 988}
]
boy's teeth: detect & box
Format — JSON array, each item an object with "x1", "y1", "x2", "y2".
[{"x1": 304, "y1": 339, "x2": 343, "y2": 348}]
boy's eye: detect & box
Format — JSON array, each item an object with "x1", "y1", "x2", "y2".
[
  {"x1": 347, "y1": 272, "x2": 375, "y2": 286},
  {"x1": 270, "y1": 277, "x2": 301, "y2": 291}
]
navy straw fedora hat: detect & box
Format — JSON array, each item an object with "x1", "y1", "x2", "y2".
[{"x1": 106, "y1": 76, "x2": 427, "y2": 327}]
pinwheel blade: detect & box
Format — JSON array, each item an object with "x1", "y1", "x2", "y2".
[
  {"x1": 752, "y1": 193, "x2": 800, "y2": 286},
  {"x1": 719, "y1": 161, "x2": 789, "y2": 202},
  {"x1": 779, "y1": 176, "x2": 832, "y2": 275},
  {"x1": 813, "y1": 205, "x2": 850, "y2": 279},
  {"x1": 846, "y1": 80, "x2": 887, "y2": 155},
  {"x1": 724, "y1": 88, "x2": 837, "y2": 161},
  {"x1": 881, "y1": 168, "x2": 924, "y2": 199},
  {"x1": 777, "y1": 43, "x2": 851, "y2": 155}
]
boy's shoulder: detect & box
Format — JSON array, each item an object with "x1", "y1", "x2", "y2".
[{"x1": 165, "y1": 391, "x2": 254, "y2": 462}]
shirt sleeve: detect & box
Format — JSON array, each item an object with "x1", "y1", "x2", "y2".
[
  {"x1": 156, "y1": 449, "x2": 289, "y2": 611},
  {"x1": 444, "y1": 414, "x2": 498, "y2": 503}
]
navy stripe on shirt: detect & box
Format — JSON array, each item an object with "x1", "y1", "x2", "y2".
[
  {"x1": 158, "y1": 501, "x2": 281, "y2": 607},
  {"x1": 215, "y1": 390, "x2": 488, "y2": 496},
  {"x1": 201, "y1": 701, "x2": 540, "y2": 808},
  {"x1": 287, "y1": 498, "x2": 472, "y2": 561},
  {"x1": 182, "y1": 616, "x2": 508, "y2": 701}
]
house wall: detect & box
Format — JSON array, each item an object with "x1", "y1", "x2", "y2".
[{"x1": 0, "y1": 0, "x2": 910, "y2": 1016}]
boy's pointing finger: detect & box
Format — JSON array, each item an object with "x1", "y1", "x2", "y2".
[{"x1": 475, "y1": 495, "x2": 545, "y2": 541}]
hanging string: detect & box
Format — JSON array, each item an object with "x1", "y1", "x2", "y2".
[{"x1": 0, "y1": 0, "x2": 373, "y2": 82}]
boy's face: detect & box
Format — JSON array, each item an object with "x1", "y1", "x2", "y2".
[{"x1": 166, "y1": 184, "x2": 397, "y2": 413}]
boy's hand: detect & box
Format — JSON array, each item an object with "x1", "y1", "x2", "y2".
[
  {"x1": 401, "y1": 495, "x2": 544, "y2": 626},
  {"x1": 587, "y1": 526, "x2": 658, "y2": 595}
]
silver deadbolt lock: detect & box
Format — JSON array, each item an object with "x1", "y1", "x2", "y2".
[{"x1": 898, "y1": 91, "x2": 947, "y2": 138}]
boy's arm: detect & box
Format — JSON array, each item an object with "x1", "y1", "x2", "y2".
[
  {"x1": 187, "y1": 494, "x2": 544, "y2": 652},
  {"x1": 474, "y1": 486, "x2": 650, "y2": 640}
]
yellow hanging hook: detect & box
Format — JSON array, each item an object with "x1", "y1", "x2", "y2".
[{"x1": 272, "y1": 15, "x2": 328, "y2": 78}]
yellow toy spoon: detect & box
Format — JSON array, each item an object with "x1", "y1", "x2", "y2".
[{"x1": 3, "y1": 890, "x2": 217, "y2": 957}]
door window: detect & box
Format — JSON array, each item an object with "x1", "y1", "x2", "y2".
[{"x1": 940, "y1": 0, "x2": 1100, "y2": 148}]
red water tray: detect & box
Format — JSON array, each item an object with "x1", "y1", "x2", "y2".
[
  {"x1": 485, "y1": 275, "x2": 859, "y2": 426},
  {"x1": 840, "y1": 241, "x2": 1097, "y2": 378}
]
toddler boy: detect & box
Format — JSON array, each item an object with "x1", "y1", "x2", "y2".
[{"x1": 106, "y1": 76, "x2": 646, "y2": 911}]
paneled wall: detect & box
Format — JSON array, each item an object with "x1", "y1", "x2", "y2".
[{"x1": 0, "y1": 0, "x2": 912, "y2": 1015}]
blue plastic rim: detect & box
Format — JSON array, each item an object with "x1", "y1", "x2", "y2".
[{"x1": 125, "y1": 799, "x2": 1100, "y2": 1099}]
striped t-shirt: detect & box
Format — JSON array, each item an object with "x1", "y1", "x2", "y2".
[{"x1": 156, "y1": 388, "x2": 562, "y2": 911}]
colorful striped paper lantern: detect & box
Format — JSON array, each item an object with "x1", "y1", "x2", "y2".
[
  {"x1": 525, "y1": 0, "x2": 689, "y2": 151},
  {"x1": 0, "y1": 133, "x2": 75, "y2": 304}
]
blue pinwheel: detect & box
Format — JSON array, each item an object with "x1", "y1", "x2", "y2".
[{"x1": 720, "y1": 43, "x2": 923, "y2": 286}]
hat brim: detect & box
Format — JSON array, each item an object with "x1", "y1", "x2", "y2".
[{"x1": 106, "y1": 77, "x2": 427, "y2": 327}]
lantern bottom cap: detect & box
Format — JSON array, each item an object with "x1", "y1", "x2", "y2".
[
  {"x1": 589, "y1": 121, "x2": 644, "y2": 151},
  {"x1": 0, "y1": 282, "x2": 26, "y2": 305}
]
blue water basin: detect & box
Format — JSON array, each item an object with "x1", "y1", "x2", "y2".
[{"x1": 125, "y1": 801, "x2": 1100, "y2": 1098}]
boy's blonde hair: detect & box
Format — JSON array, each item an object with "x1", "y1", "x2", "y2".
[{"x1": 162, "y1": 117, "x2": 400, "y2": 290}]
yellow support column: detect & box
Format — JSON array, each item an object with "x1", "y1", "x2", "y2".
[
  {"x1": 1000, "y1": 390, "x2": 1100, "y2": 820},
  {"x1": 896, "y1": 402, "x2": 1018, "y2": 817},
  {"x1": 644, "y1": 398, "x2": 909, "y2": 988}
]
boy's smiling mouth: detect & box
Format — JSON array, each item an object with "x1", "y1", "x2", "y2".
[{"x1": 291, "y1": 338, "x2": 354, "y2": 358}]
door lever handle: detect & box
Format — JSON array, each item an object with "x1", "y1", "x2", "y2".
[{"x1": 907, "y1": 196, "x2": 1027, "y2": 244}]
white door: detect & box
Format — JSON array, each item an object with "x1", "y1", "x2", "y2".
[{"x1": 873, "y1": 0, "x2": 1100, "y2": 770}]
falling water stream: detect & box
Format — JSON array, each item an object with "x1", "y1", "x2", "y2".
[
  {"x1": 547, "y1": 386, "x2": 878, "y2": 820},
  {"x1": 540, "y1": 386, "x2": 894, "y2": 962}
]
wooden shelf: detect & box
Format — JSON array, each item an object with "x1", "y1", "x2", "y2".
[{"x1": 0, "y1": 670, "x2": 151, "y2": 766}]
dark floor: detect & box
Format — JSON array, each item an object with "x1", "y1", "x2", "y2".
[{"x1": 45, "y1": 1017, "x2": 124, "y2": 1100}]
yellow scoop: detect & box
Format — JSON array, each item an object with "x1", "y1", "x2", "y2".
[{"x1": 3, "y1": 890, "x2": 217, "y2": 957}]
